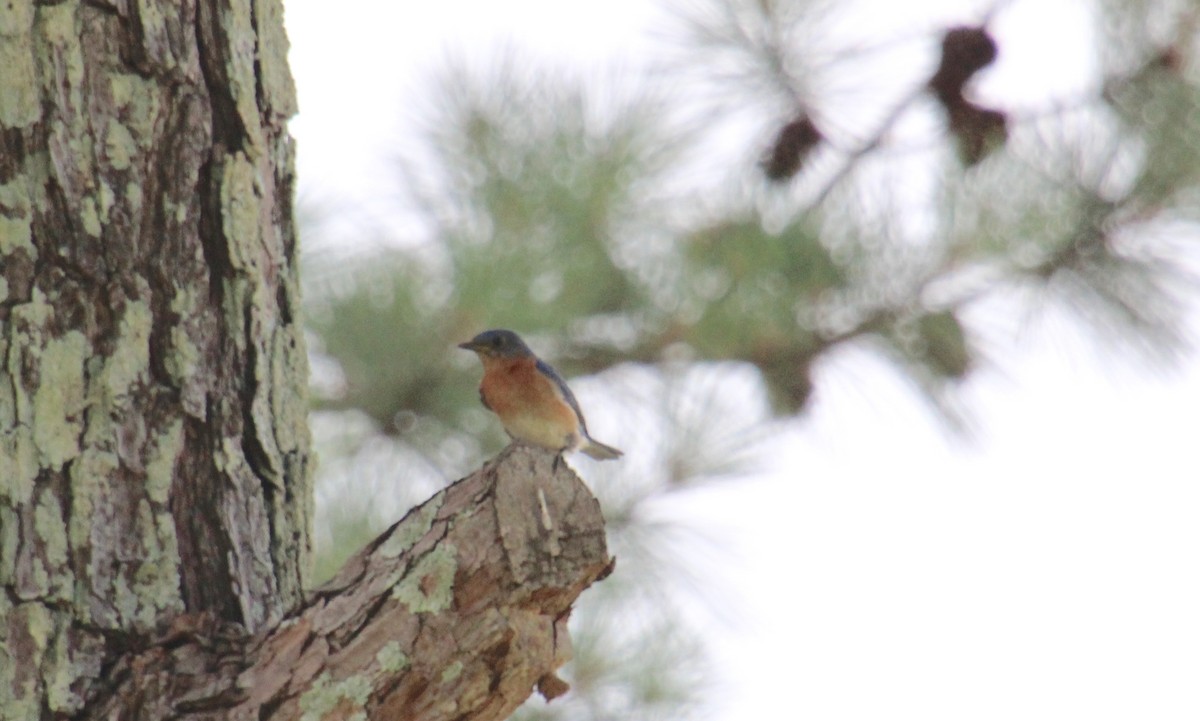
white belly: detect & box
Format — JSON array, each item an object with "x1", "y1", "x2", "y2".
[{"x1": 502, "y1": 410, "x2": 580, "y2": 451}]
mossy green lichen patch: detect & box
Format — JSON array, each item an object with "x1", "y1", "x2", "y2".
[
  {"x1": 124, "y1": 181, "x2": 143, "y2": 211},
  {"x1": 144, "y1": 420, "x2": 182, "y2": 505},
  {"x1": 99, "y1": 299, "x2": 152, "y2": 404},
  {"x1": 270, "y1": 324, "x2": 310, "y2": 455},
  {"x1": 22, "y1": 602, "x2": 53, "y2": 654},
  {"x1": 109, "y1": 72, "x2": 161, "y2": 144},
  {"x1": 37, "y1": 2, "x2": 78, "y2": 45},
  {"x1": 109, "y1": 74, "x2": 133, "y2": 107},
  {"x1": 38, "y1": 2, "x2": 91, "y2": 209},
  {"x1": 392, "y1": 543, "x2": 457, "y2": 615},
  {"x1": 375, "y1": 641, "x2": 410, "y2": 673},
  {"x1": 42, "y1": 614, "x2": 93, "y2": 714},
  {"x1": 246, "y1": 327, "x2": 283, "y2": 483},
  {"x1": 0, "y1": 0, "x2": 40, "y2": 129},
  {"x1": 220, "y1": 153, "x2": 263, "y2": 271},
  {"x1": 165, "y1": 288, "x2": 202, "y2": 393},
  {"x1": 110, "y1": 571, "x2": 141, "y2": 630},
  {"x1": 129, "y1": 498, "x2": 183, "y2": 623},
  {"x1": 0, "y1": 179, "x2": 35, "y2": 254},
  {"x1": 299, "y1": 672, "x2": 372, "y2": 721},
  {"x1": 33, "y1": 492, "x2": 71, "y2": 600},
  {"x1": 67, "y1": 443, "x2": 183, "y2": 629},
  {"x1": 66, "y1": 448, "x2": 116, "y2": 575},
  {"x1": 440, "y1": 660, "x2": 463, "y2": 683},
  {"x1": 80, "y1": 197, "x2": 102, "y2": 237},
  {"x1": 105, "y1": 120, "x2": 135, "y2": 171},
  {"x1": 32, "y1": 331, "x2": 88, "y2": 468},
  {"x1": 98, "y1": 179, "x2": 115, "y2": 219},
  {"x1": 219, "y1": 0, "x2": 266, "y2": 151},
  {"x1": 214, "y1": 436, "x2": 240, "y2": 474},
  {"x1": 37, "y1": 3, "x2": 84, "y2": 104},
  {"x1": 254, "y1": 0, "x2": 297, "y2": 118},
  {"x1": 0, "y1": 0, "x2": 35, "y2": 37},
  {"x1": 0, "y1": 428, "x2": 38, "y2": 505},
  {"x1": 0, "y1": 506, "x2": 18, "y2": 584}
]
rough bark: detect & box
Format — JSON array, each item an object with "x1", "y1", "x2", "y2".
[
  {"x1": 1, "y1": 0, "x2": 307, "y2": 716},
  {"x1": 84, "y1": 445, "x2": 611, "y2": 720}
]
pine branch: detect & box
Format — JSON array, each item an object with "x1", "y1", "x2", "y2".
[{"x1": 85, "y1": 446, "x2": 612, "y2": 720}]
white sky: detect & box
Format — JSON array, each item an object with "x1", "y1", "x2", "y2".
[{"x1": 285, "y1": 1, "x2": 1200, "y2": 719}]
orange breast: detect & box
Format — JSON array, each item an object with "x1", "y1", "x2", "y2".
[{"x1": 479, "y1": 357, "x2": 580, "y2": 450}]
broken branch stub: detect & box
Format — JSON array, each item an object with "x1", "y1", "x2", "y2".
[{"x1": 85, "y1": 445, "x2": 611, "y2": 721}]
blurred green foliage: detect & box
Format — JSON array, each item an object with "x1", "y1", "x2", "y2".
[{"x1": 301, "y1": 1, "x2": 1199, "y2": 718}]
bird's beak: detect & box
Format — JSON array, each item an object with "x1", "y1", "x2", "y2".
[{"x1": 457, "y1": 340, "x2": 479, "y2": 352}]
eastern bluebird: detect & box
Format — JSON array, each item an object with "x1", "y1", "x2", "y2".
[{"x1": 458, "y1": 329, "x2": 623, "y2": 461}]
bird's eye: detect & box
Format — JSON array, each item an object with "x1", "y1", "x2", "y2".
[{"x1": 492, "y1": 337, "x2": 502, "y2": 347}]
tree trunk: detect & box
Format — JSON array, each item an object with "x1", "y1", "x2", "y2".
[
  {"x1": 0, "y1": 2, "x2": 608, "y2": 718},
  {"x1": 2, "y1": 0, "x2": 309, "y2": 714}
]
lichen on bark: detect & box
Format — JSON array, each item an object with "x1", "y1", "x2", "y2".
[
  {"x1": 0, "y1": 0, "x2": 311, "y2": 716},
  {"x1": 84, "y1": 445, "x2": 611, "y2": 721}
]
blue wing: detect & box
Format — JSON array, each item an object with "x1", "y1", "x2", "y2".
[{"x1": 535, "y1": 358, "x2": 589, "y2": 432}]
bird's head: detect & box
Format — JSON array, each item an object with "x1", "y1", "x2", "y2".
[{"x1": 457, "y1": 329, "x2": 534, "y2": 359}]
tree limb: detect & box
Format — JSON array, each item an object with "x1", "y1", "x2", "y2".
[{"x1": 85, "y1": 445, "x2": 612, "y2": 720}]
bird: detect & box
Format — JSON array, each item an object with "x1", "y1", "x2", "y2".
[{"x1": 458, "y1": 329, "x2": 623, "y2": 461}]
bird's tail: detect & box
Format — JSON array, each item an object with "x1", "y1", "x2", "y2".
[{"x1": 582, "y1": 438, "x2": 623, "y2": 460}]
